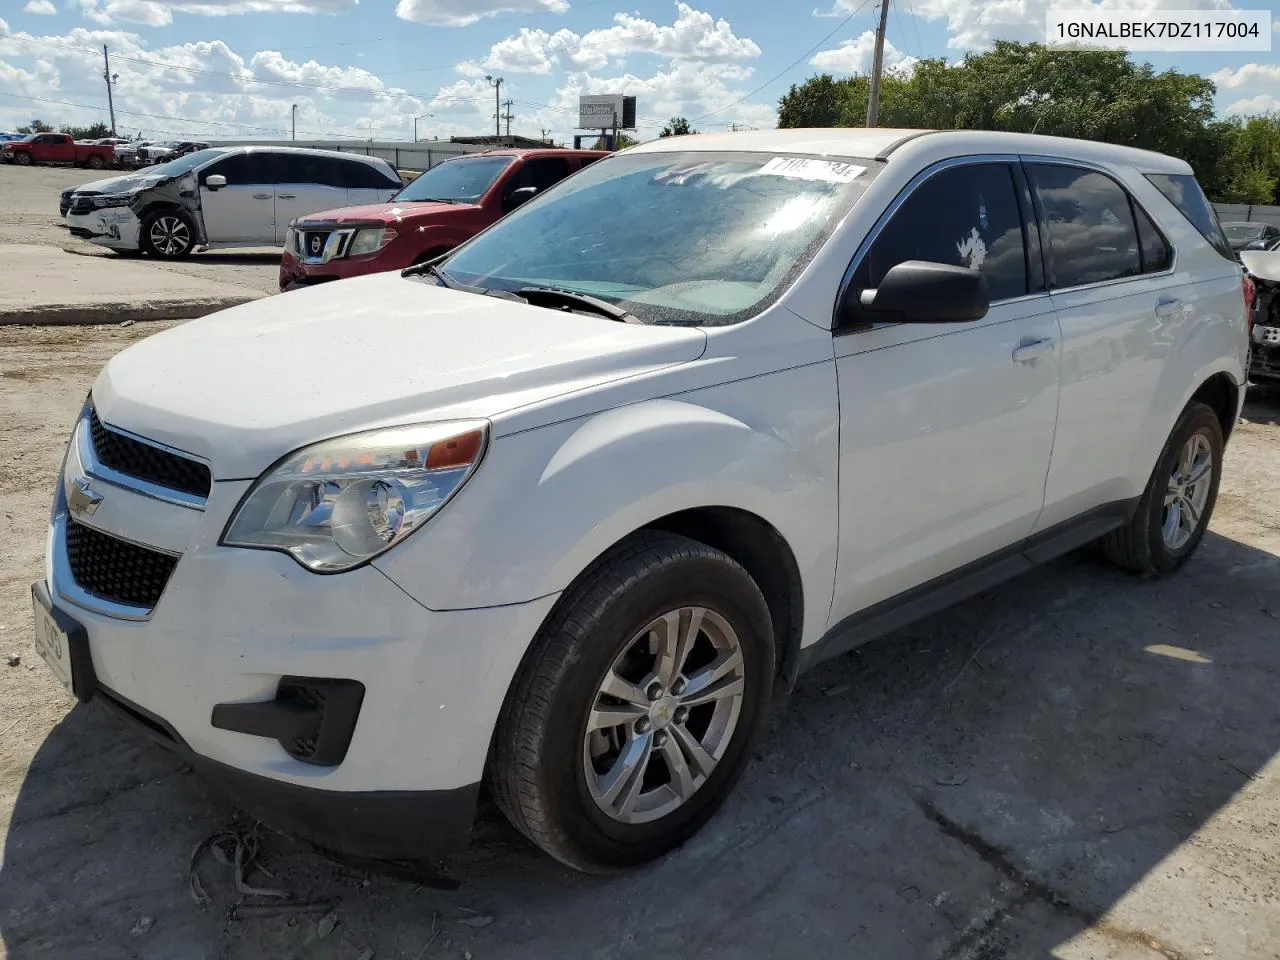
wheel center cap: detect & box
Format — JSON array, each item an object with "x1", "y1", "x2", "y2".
[{"x1": 649, "y1": 696, "x2": 679, "y2": 730}]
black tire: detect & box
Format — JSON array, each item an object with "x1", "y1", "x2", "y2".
[
  {"x1": 1100, "y1": 401, "x2": 1223, "y2": 576},
  {"x1": 141, "y1": 209, "x2": 195, "y2": 259},
  {"x1": 489, "y1": 531, "x2": 774, "y2": 873},
  {"x1": 13, "y1": 152, "x2": 32, "y2": 166},
  {"x1": 87, "y1": 155, "x2": 106, "y2": 170}
]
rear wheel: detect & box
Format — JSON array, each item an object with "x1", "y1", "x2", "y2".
[
  {"x1": 489, "y1": 532, "x2": 774, "y2": 873},
  {"x1": 141, "y1": 210, "x2": 195, "y2": 259},
  {"x1": 87, "y1": 154, "x2": 106, "y2": 170},
  {"x1": 1100, "y1": 401, "x2": 1223, "y2": 575}
]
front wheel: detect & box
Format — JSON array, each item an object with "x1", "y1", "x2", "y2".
[
  {"x1": 13, "y1": 152, "x2": 32, "y2": 166},
  {"x1": 489, "y1": 532, "x2": 774, "y2": 872},
  {"x1": 141, "y1": 210, "x2": 195, "y2": 259},
  {"x1": 1100, "y1": 401, "x2": 1224, "y2": 575}
]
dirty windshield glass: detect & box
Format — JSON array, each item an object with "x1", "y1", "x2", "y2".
[
  {"x1": 394, "y1": 155, "x2": 514, "y2": 203},
  {"x1": 440, "y1": 151, "x2": 880, "y2": 325}
]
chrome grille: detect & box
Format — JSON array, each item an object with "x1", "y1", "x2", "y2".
[
  {"x1": 65, "y1": 517, "x2": 178, "y2": 609},
  {"x1": 89, "y1": 408, "x2": 211, "y2": 499}
]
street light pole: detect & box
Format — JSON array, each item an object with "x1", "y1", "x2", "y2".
[
  {"x1": 484, "y1": 75, "x2": 504, "y2": 139},
  {"x1": 414, "y1": 113, "x2": 433, "y2": 141},
  {"x1": 291, "y1": 103, "x2": 297, "y2": 141}
]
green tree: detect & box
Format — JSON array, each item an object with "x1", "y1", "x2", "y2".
[
  {"x1": 659, "y1": 116, "x2": 696, "y2": 137},
  {"x1": 66, "y1": 121, "x2": 113, "y2": 141},
  {"x1": 778, "y1": 74, "x2": 852, "y2": 128},
  {"x1": 592, "y1": 133, "x2": 639, "y2": 150},
  {"x1": 17, "y1": 119, "x2": 54, "y2": 133}
]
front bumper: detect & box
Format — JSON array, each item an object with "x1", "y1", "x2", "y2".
[
  {"x1": 43, "y1": 407, "x2": 559, "y2": 860},
  {"x1": 278, "y1": 247, "x2": 399, "y2": 292},
  {"x1": 65, "y1": 208, "x2": 141, "y2": 250}
]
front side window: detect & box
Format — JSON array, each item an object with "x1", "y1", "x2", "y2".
[
  {"x1": 441, "y1": 150, "x2": 881, "y2": 326},
  {"x1": 394, "y1": 156, "x2": 515, "y2": 204},
  {"x1": 854, "y1": 162, "x2": 1029, "y2": 303},
  {"x1": 1029, "y1": 164, "x2": 1143, "y2": 288},
  {"x1": 506, "y1": 157, "x2": 572, "y2": 195}
]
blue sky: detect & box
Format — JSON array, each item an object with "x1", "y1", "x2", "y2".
[{"x1": 0, "y1": 0, "x2": 1277, "y2": 143}]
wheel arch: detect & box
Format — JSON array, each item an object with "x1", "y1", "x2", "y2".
[{"x1": 136, "y1": 201, "x2": 205, "y2": 248}]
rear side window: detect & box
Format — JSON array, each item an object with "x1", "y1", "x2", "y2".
[
  {"x1": 269, "y1": 152, "x2": 344, "y2": 187},
  {"x1": 1028, "y1": 164, "x2": 1142, "y2": 288},
  {"x1": 855, "y1": 162, "x2": 1029, "y2": 302},
  {"x1": 506, "y1": 157, "x2": 573, "y2": 195},
  {"x1": 343, "y1": 159, "x2": 401, "y2": 190},
  {"x1": 1147, "y1": 173, "x2": 1233, "y2": 260}
]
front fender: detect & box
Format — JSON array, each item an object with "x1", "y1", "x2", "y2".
[{"x1": 374, "y1": 366, "x2": 840, "y2": 650}]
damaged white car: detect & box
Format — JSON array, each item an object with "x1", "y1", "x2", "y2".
[
  {"x1": 64, "y1": 146, "x2": 402, "y2": 259},
  {"x1": 1241, "y1": 249, "x2": 1280, "y2": 386}
]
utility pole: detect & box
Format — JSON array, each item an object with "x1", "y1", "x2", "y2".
[
  {"x1": 484, "y1": 75, "x2": 504, "y2": 139},
  {"x1": 291, "y1": 103, "x2": 297, "y2": 141},
  {"x1": 866, "y1": 0, "x2": 891, "y2": 127},
  {"x1": 502, "y1": 99, "x2": 514, "y2": 137},
  {"x1": 101, "y1": 45, "x2": 118, "y2": 136},
  {"x1": 540, "y1": 127, "x2": 550, "y2": 143},
  {"x1": 611, "y1": 110, "x2": 619, "y2": 152}
]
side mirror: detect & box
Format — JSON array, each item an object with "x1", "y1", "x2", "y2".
[
  {"x1": 506, "y1": 185, "x2": 538, "y2": 210},
  {"x1": 205, "y1": 174, "x2": 227, "y2": 190},
  {"x1": 845, "y1": 260, "x2": 990, "y2": 327}
]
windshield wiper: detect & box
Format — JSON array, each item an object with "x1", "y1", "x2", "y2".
[
  {"x1": 403, "y1": 262, "x2": 527, "y2": 303},
  {"x1": 403, "y1": 197, "x2": 460, "y2": 204},
  {"x1": 516, "y1": 286, "x2": 642, "y2": 324}
]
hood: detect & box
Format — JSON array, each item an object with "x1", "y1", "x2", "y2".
[
  {"x1": 72, "y1": 171, "x2": 170, "y2": 197},
  {"x1": 296, "y1": 200, "x2": 469, "y2": 227},
  {"x1": 1242, "y1": 250, "x2": 1280, "y2": 284},
  {"x1": 92, "y1": 272, "x2": 707, "y2": 479}
]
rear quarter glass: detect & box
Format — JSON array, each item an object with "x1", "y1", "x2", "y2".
[{"x1": 1146, "y1": 174, "x2": 1234, "y2": 261}]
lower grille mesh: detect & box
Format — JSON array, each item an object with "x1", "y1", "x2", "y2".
[{"x1": 65, "y1": 517, "x2": 178, "y2": 609}]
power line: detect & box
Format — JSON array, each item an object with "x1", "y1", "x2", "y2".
[
  {"x1": 692, "y1": 0, "x2": 872, "y2": 122},
  {"x1": 900, "y1": 0, "x2": 924, "y2": 61}
]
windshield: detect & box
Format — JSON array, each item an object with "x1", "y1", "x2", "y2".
[
  {"x1": 1224, "y1": 223, "x2": 1265, "y2": 241},
  {"x1": 441, "y1": 150, "x2": 880, "y2": 326},
  {"x1": 394, "y1": 155, "x2": 515, "y2": 203},
  {"x1": 149, "y1": 148, "x2": 228, "y2": 177}
]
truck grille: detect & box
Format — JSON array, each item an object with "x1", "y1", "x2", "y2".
[
  {"x1": 90, "y1": 408, "x2": 211, "y2": 499},
  {"x1": 65, "y1": 517, "x2": 178, "y2": 609}
]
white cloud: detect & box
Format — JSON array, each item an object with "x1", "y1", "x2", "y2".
[
  {"x1": 395, "y1": 0, "x2": 567, "y2": 27},
  {"x1": 462, "y1": 3, "x2": 760, "y2": 75},
  {"x1": 816, "y1": 0, "x2": 1232, "y2": 51},
  {"x1": 811, "y1": 30, "x2": 917, "y2": 75},
  {"x1": 1210, "y1": 63, "x2": 1280, "y2": 90},
  {"x1": 24, "y1": 1, "x2": 58, "y2": 14},
  {"x1": 1225, "y1": 93, "x2": 1280, "y2": 115},
  {"x1": 70, "y1": 0, "x2": 355, "y2": 25}
]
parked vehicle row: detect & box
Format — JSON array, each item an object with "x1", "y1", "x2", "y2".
[
  {"x1": 1223, "y1": 220, "x2": 1280, "y2": 254},
  {"x1": 61, "y1": 146, "x2": 403, "y2": 258},
  {"x1": 2, "y1": 133, "x2": 115, "y2": 169},
  {"x1": 34, "y1": 129, "x2": 1248, "y2": 875}
]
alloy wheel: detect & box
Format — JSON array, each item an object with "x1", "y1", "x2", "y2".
[
  {"x1": 149, "y1": 216, "x2": 190, "y2": 257},
  {"x1": 582, "y1": 606, "x2": 746, "y2": 825},
  {"x1": 1162, "y1": 432, "x2": 1213, "y2": 551}
]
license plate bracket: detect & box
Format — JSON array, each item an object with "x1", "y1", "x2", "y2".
[{"x1": 31, "y1": 581, "x2": 97, "y2": 703}]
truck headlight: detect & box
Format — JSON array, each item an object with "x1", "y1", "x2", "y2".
[
  {"x1": 347, "y1": 227, "x2": 397, "y2": 257},
  {"x1": 222, "y1": 421, "x2": 488, "y2": 573}
]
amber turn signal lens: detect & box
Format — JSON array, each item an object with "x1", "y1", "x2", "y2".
[{"x1": 426, "y1": 429, "x2": 485, "y2": 470}]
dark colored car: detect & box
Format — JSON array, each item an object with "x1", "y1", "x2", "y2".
[
  {"x1": 279, "y1": 148, "x2": 608, "y2": 291},
  {"x1": 1223, "y1": 221, "x2": 1280, "y2": 253}
]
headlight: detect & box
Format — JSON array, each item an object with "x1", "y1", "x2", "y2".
[
  {"x1": 284, "y1": 226, "x2": 298, "y2": 254},
  {"x1": 92, "y1": 195, "x2": 132, "y2": 209},
  {"x1": 347, "y1": 227, "x2": 397, "y2": 257},
  {"x1": 222, "y1": 421, "x2": 488, "y2": 573}
]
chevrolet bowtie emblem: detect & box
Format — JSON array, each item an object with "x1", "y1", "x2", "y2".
[{"x1": 68, "y1": 476, "x2": 103, "y2": 517}]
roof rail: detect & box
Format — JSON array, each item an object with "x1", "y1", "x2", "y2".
[{"x1": 874, "y1": 129, "x2": 939, "y2": 162}]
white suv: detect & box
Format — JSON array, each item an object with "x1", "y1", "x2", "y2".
[{"x1": 33, "y1": 129, "x2": 1248, "y2": 873}]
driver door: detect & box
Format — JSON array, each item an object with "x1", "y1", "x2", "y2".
[
  {"x1": 828, "y1": 159, "x2": 1063, "y2": 626},
  {"x1": 198, "y1": 152, "x2": 275, "y2": 244}
]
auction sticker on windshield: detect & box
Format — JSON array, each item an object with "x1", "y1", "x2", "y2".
[{"x1": 759, "y1": 157, "x2": 867, "y2": 184}]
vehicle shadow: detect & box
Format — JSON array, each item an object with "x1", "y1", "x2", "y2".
[
  {"x1": 1243, "y1": 386, "x2": 1280, "y2": 424},
  {"x1": 2, "y1": 531, "x2": 1278, "y2": 959}
]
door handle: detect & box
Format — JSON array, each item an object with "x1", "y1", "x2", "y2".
[
  {"x1": 1155, "y1": 296, "x2": 1182, "y2": 317},
  {"x1": 1012, "y1": 337, "x2": 1055, "y2": 365},
  {"x1": 253, "y1": 193, "x2": 272, "y2": 200},
  {"x1": 278, "y1": 193, "x2": 297, "y2": 199}
]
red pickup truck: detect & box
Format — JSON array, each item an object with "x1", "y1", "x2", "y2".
[{"x1": 1, "y1": 133, "x2": 116, "y2": 170}]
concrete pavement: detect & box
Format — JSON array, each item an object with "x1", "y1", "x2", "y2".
[{"x1": 0, "y1": 243, "x2": 265, "y2": 325}]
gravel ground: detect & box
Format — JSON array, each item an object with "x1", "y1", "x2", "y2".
[
  {"x1": 0, "y1": 163, "x2": 282, "y2": 296},
  {"x1": 0, "y1": 321, "x2": 1278, "y2": 960}
]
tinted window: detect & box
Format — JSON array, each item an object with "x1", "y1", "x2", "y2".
[
  {"x1": 1147, "y1": 173, "x2": 1232, "y2": 260},
  {"x1": 1134, "y1": 203, "x2": 1172, "y2": 273},
  {"x1": 505, "y1": 157, "x2": 572, "y2": 197},
  {"x1": 855, "y1": 162, "x2": 1028, "y2": 303},
  {"x1": 343, "y1": 159, "x2": 400, "y2": 189},
  {"x1": 200, "y1": 152, "x2": 270, "y2": 185},
  {"x1": 270, "y1": 152, "x2": 344, "y2": 187},
  {"x1": 1029, "y1": 164, "x2": 1141, "y2": 288}
]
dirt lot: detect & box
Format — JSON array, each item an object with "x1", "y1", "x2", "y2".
[
  {"x1": 0, "y1": 320, "x2": 1278, "y2": 960},
  {"x1": 0, "y1": 163, "x2": 281, "y2": 296}
]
